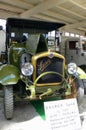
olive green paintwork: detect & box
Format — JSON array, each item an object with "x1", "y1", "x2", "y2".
[
  {"x1": 77, "y1": 67, "x2": 86, "y2": 79},
  {"x1": 0, "y1": 64, "x2": 20, "y2": 85},
  {"x1": 26, "y1": 34, "x2": 48, "y2": 55},
  {"x1": 9, "y1": 43, "x2": 26, "y2": 68},
  {"x1": 9, "y1": 34, "x2": 48, "y2": 69}
]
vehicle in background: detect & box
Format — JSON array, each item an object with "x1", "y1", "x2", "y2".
[
  {"x1": 60, "y1": 36, "x2": 86, "y2": 94},
  {"x1": 0, "y1": 18, "x2": 86, "y2": 119},
  {"x1": 60, "y1": 37, "x2": 86, "y2": 71}
]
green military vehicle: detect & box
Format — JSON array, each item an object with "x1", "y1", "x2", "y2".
[{"x1": 0, "y1": 18, "x2": 86, "y2": 120}]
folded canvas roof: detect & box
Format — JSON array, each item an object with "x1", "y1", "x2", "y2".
[{"x1": 6, "y1": 18, "x2": 65, "y2": 33}]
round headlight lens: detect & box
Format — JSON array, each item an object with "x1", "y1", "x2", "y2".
[
  {"x1": 67, "y1": 63, "x2": 77, "y2": 75},
  {"x1": 21, "y1": 62, "x2": 33, "y2": 76}
]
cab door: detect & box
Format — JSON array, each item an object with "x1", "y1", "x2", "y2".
[{"x1": 66, "y1": 40, "x2": 81, "y2": 65}]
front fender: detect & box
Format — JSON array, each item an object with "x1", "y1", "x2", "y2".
[
  {"x1": 77, "y1": 67, "x2": 86, "y2": 79},
  {"x1": 0, "y1": 64, "x2": 20, "y2": 85}
]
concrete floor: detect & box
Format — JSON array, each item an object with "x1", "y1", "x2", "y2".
[
  {"x1": 0, "y1": 91, "x2": 86, "y2": 130},
  {"x1": 0, "y1": 98, "x2": 48, "y2": 130}
]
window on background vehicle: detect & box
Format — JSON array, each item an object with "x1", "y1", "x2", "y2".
[{"x1": 82, "y1": 41, "x2": 86, "y2": 51}]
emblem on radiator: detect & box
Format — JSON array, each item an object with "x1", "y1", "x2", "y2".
[{"x1": 38, "y1": 59, "x2": 51, "y2": 72}]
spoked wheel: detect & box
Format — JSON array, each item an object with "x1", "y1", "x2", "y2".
[{"x1": 4, "y1": 85, "x2": 14, "y2": 120}]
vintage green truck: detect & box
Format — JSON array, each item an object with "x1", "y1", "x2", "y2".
[{"x1": 0, "y1": 18, "x2": 86, "y2": 119}]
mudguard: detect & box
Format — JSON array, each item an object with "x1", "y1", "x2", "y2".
[
  {"x1": 0, "y1": 64, "x2": 20, "y2": 85},
  {"x1": 77, "y1": 67, "x2": 86, "y2": 79}
]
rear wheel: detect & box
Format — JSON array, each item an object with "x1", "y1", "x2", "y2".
[{"x1": 4, "y1": 85, "x2": 14, "y2": 119}]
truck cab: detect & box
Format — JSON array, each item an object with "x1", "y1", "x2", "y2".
[{"x1": 60, "y1": 37, "x2": 86, "y2": 72}]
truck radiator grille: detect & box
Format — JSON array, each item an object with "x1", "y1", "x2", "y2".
[{"x1": 36, "y1": 57, "x2": 64, "y2": 84}]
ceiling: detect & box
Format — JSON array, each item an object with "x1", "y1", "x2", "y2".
[{"x1": 0, "y1": 0, "x2": 86, "y2": 36}]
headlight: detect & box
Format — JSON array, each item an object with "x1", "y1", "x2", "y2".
[
  {"x1": 21, "y1": 62, "x2": 33, "y2": 76},
  {"x1": 67, "y1": 63, "x2": 77, "y2": 75}
]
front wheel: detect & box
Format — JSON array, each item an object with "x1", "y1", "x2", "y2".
[
  {"x1": 76, "y1": 79, "x2": 84, "y2": 106},
  {"x1": 4, "y1": 85, "x2": 14, "y2": 119},
  {"x1": 83, "y1": 79, "x2": 86, "y2": 95},
  {"x1": 64, "y1": 78, "x2": 84, "y2": 104}
]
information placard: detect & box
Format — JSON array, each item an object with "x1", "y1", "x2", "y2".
[{"x1": 44, "y1": 98, "x2": 81, "y2": 130}]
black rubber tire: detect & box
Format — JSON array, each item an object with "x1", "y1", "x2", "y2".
[
  {"x1": 77, "y1": 79, "x2": 84, "y2": 106},
  {"x1": 83, "y1": 79, "x2": 86, "y2": 95},
  {"x1": 81, "y1": 67, "x2": 86, "y2": 95},
  {"x1": 4, "y1": 85, "x2": 14, "y2": 120}
]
